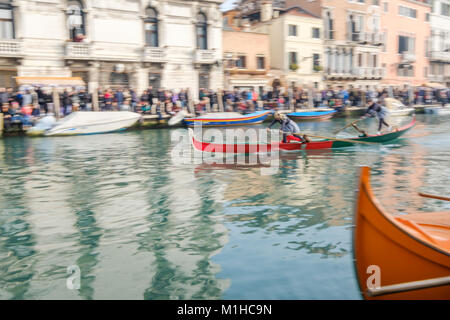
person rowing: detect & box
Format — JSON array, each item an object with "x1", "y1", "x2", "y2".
[
  {"x1": 267, "y1": 111, "x2": 310, "y2": 143},
  {"x1": 361, "y1": 97, "x2": 391, "y2": 135}
]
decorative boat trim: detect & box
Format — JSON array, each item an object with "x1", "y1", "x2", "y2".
[
  {"x1": 287, "y1": 110, "x2": 337, "y2": 119},
  {"x1": 184, "y1": 110, "x2": 273, "y2": 127}
]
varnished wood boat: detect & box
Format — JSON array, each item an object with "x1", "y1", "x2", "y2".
[
  {"x1": 287, "y1": 110, "x2": 337, "y2": 121},
  {"x1": 183, "y1": 110, "x2": 273, "y2": 127},
  {"x1": 189, "y1": 117, "x2": 415, "y2": 153},
  {"x1": 354, "y1": 167, "x2": 450, "y2": 300}
]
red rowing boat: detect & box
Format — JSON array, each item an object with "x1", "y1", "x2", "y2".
[{"x1": 189, "y1": 117, "x2": 416, "y2": 153}]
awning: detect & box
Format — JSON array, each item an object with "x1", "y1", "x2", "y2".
[
  {"x1": 14, "y1": 77, "x2": 85, "y2": 87},
  {"x1": 422, "y1": 82, "x2": 446, "y2": 89}
]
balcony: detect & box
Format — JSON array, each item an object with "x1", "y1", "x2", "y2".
[
  {"x1": 356, "y1": 67, "x2": 386, "y2": 79},
  {"x1": 362, "y1": 33, "x2": 385, "y2": 46},
  {"x1": 374, "y1": 67, "x2": 386, "y2": 78},
  {"x1": 143, "y1": 47, "x2": 167, "y2": 63},
  {"x1": 0, "y1": 39, "x2": 23, "y2": 58},
  {"x1": 65, "y1": 42, "x2": 92, "y2": 60},
  {"x1": 325, "y1": 68, "x2": 356, "y2": 79},
  {"x1": 348, "y1": 32, "x2": 366, "y2": 43},
  {"x1": 428, "y1": 74, "x2": 445, "y2": 82},
  {"x1": 401, "y1": 52, "x2": 416, "y2": 63},
  {"x1": 325, "y1": 30, "x2": 335, "y2": 41},
  {"x1": 195, "y1": 49, "x2": 216, "y2": 64},
  {"x1": 429, "y1": 50, "x2": 450, "y2": 62}
]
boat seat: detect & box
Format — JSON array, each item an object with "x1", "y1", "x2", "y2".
[
  {"x1": 395, "y1": 212, "x2": 450, "y2": 251},
  {"x1": 399, "y1": 212, "x2": 450, "y2": 228}
]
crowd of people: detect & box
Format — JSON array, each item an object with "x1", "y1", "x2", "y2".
[{"x1": 1, "y1": 84, "x2": 449, "y2": 131}]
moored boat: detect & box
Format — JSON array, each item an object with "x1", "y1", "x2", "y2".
[
  {"x1": 384, "y1": 98, "x2": 415, "y2": 117},
  {"x1": 44, "y1": 111, "x2": 141, "y2": 136},
  {"x1": 189, "y1": 117, "x2": 415, "y2": 153},
  {"x1": 183, "y1": 110, "x2": 273, "y2": 127},
  {"x1": 287, "y1": 110, "x2": 337, "y2": 121},
  {"x1": 425, "y1": 106, "x2": 450, "y2": 115},
  {"x1": 353, "y1": 167, "x2": 450, "y2": 300}
]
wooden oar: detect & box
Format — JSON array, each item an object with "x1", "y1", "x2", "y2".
[
  {"x1": 334, "y1": 117, "x2": 365, "y2": 135},
  {"x1": 270, "y1": 130, "x2": 376, "y2": 145},
  {"x1": 419, "y1": 193, "x2": 450, "y2": 202},
  {"x1": 367, "y1": 276, "x2": 450, "y2": 297}
]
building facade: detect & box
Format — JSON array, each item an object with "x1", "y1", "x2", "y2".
[
  {"x1": 253, "y1": 6, "x2": 324, "y2": 89},
  {"x1": 0, "y1": 0, "x2": 223, "y2": 96},
  {"x1": 222, "y1": 9, "x2": 271, "y2": 93},
  {"x1": 269, "y1": 0, "x2": 385, "y2": 89},
  {"x1": 237, "y1": 1, "x2": 324, "y2": 89},
  {"x1": 380, "y1": 0, "x2": 431, "y2": 86},
  {"x1": 428, "y1": 0, "x2": 450, "y2": 86}
]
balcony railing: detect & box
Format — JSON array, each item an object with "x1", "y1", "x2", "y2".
[
  {"x1": 401, "y1": 52, "x2": 416, "y2": 62},
  {"x1": 0, "y1": 39, "x2": 23, "y2": 57},
  {"x1": 356, "y1": 67, "x2": 386, "y2": 79},
  {"x1": 348, "y1": 32, "x2": 365, "y2": 43},
  {"x1": 429, "y1": 50, "x2": 450, "y2": 62},
  {"x1": 143, "y1": 47, "x2": 167, "y2": 63},
  {"x1": 428, "y1": 74, "x2": 444, "y2": 82},
  {"x1": 325, "y1": 30, "x2": 335, "y2": 40},
  {"x1": 65, "y1": 42, "x2": 91, "y2": 59},
  {"x1": 362, "y1": 32, "x2": 385, "y2": 46},
  {"x1": 195, "y1": 49, "x2": 216, "y2": 64},
  {"x1": 325, "y1": 68, "x2": 356, "y2": 78},
  {"x1": 374, "y1": 67, "x2": 386, "y2": 78}
]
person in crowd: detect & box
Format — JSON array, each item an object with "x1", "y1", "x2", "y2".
[
  {"x1": 0, "y1": 87, "x2": 9, "y2": 105},
  {"x1": 439, "y1": 89, "x2": 448, "y2": 107},
  {"x1": 78, "y1": 88, "x2": 90, "y2": 111},
  {"x1": 36, "y1": 86, "x2": 48, "y2": 114},
  {"x1": 1, "y1": 103, "x2": 12, "y2": 130},
  {"x1": 61, "y1": 89, "x2": 72, "y2": 115},
  {"x1": 115, "y1": 88, "x2": 124, "y2": 109},
  {"x1": 104, "y1": 89, "x2": 113, "y2": 111}
]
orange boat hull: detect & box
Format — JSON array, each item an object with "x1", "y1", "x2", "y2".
[{"x1": 354, "y1": 167, "x2": 450, "y2": 300}]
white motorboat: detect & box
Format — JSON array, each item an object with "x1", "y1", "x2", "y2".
[
  {"x1": 27, "y1": 115, "x2": 57, "y2": 136},
  {"x1": 384, "y1": 98, "x2": 415, "y2": 117},
  {"x1": 424, "y1": 106, "x2": 450, "y2": 115},
  {"x1": 44, "y1": 111, "x2": 141, "y2": 136}
]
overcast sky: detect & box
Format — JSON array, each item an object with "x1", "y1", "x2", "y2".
[{"x1": 220, "y1": 0, "x2": 236, "y2": 11}]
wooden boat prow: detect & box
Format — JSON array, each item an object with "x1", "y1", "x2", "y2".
[{"x1": 354, "y1": 167, "x2": 450, "y2": 300}]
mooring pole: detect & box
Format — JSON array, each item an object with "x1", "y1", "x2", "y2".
[{"x1": 52, "y1": 87, "x2": 61, "y2": 119}]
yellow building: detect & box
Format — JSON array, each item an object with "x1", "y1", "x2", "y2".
[{"x1": 250, "y1": 4, "x2": 324, "y2": 89}]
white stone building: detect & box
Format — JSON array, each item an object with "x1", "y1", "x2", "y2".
[
  {"x1": 0, "y1": 0, "x2": 224, "y2": 96},
  {"x1": 428, "y1": 0, "x2": 450, "y2": 86}
]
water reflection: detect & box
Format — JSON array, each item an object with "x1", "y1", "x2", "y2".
[
  {"x1": 0, "y1": 114, "x2": 448, "y2": 300},
  {"x1": 0, "y1": 138, "x2": 36, "y2": 300}
]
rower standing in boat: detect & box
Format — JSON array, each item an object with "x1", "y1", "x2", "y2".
[
  {"x1": 362, "y1": 98, "x2": 391, "y2": 135},
  {"x1": 267, "y1": 111, "x2": 310, "y2": 143}
]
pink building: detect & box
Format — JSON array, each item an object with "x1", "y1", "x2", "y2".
[
  {"x1": 380, "y1": 0, "x2": 431, "y2": 86},
  {"x1": 223, "y1": 10, "x2": 271, "y2": 92}
]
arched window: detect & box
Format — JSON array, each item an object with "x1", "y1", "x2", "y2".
[
  {"x1": 0, "y1": 0, "x2": 14, "y2": 39},
  {"x1": 144, "y1": 7, "x2": 158, "y2": 47},
  {"x1": 196, "y1": 13, "x2": 207, "y2": 50},
  {"x1": 67, "y1": 0, "x2": 85, "y2": 41}
]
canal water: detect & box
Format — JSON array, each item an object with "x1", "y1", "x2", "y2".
[{"x1": 0, "y1": 114, "x2": 448, "y2": 300}]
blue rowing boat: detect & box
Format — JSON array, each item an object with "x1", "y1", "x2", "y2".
[
  {"x1": 287, "y1": 110, "x2": 337, "y2": 121},
  {"x1": 184, "y1": 110, "x2": 273, "y2": 127}
]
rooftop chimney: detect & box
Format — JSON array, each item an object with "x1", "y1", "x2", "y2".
[{"x1": 261, "y1": 1, "x2": 273, "y2": 22}]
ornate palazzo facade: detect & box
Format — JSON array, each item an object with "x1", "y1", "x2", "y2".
[{"x1": 0, "y1": 0, "x2": 223, "y2": 96}]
